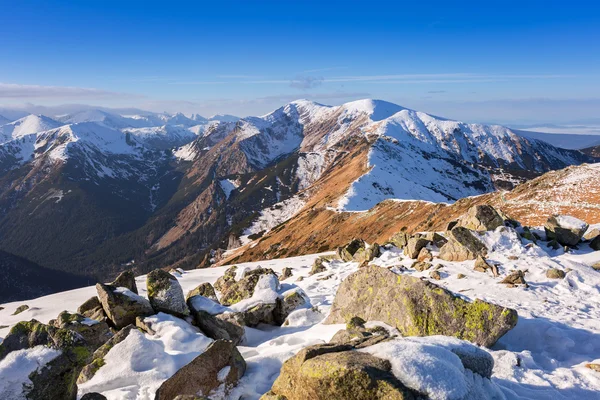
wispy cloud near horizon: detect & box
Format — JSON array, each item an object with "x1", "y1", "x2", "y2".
[{"x1": 0, "y1": 83, "x2": 142, "y2": 100}]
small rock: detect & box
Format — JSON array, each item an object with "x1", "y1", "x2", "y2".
[
  {"x1": 500, "y1": 270, "x2": 527, "y2": 286},
  {"x1": 186, "y1": 282, "x2": 218, "y2": 302},
  {"x1": 411, "y1": 261, "x2": 432, "y2": 271},
  {"x1": 507, "y1": 255, "x2": 519, "y2": 260},
  {"x1": 336, "y1": 239, "x2": 368, "y2": 262},
  {"x1": 81, "y1": 393, "x2": 108, "y2": 400},
  {"x1": 214, "y1": 265, "x2": 237, "y2": 292},
  {"x1": 417, "y1": 247, "x2": 433, "y2": 262},
  {"x1": 592, "y1": 262, "x2": 600, "y2": 271},
  {"x1": 584, "y1": 228, "x2": 600, "y2": 241},
  {"x1": 457, "y1": 273, "x2": 466, "y2": 279},
  {"x1": 546, "y1": 268, "x2": 566, "y2": 279},
  {"x1": 473, "y1": 255, "x2": 491, "y2": 273},
  {"x1": 423, "y1": 232, "x2": 448, "y2": 248},
  {"x1": 389, "y1": 231, "x2": 409, "y2": 248},
  {"x1": 280, "y1": 267, "x2": 293, "y2": 281},
  {"x1": 429, "y1": 270, "x2": 442, "y2": 280},
  {"x1": 12, "y1": 305, "x2": 29, "y2": 315},
  {"x1": 296, "y1": 276, "x2": 304, "y2": 282},
  {"x1": 107, "y1": 270, "x2": 138, "y2": 294},
  {"x1": 77, "y1": 297, "x2": 106, "y2": 321},
  {"x1": 309, "y1": 258, "x2": 327, "y2": 275},
  {"x1": 220, "y1": 268, "x2": 278, "y2": 306},
  {"x1": 147, "y1": 269, "x2": 189, "y2": 317}
]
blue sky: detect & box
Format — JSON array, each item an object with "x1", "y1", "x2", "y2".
[{"x1": 1, "y1": 0, "x2": 599, "y2": 124}]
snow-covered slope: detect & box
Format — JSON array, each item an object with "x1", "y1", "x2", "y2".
[
  {"x1": 0, "y1": 114, "x2": 61, "y2": 143},
  {"x1": 124, "y1": 124, "x2": 196, "y2": 150},
  {"x1": 1, "y1": 228, "x2": 599, "y2": 399}
]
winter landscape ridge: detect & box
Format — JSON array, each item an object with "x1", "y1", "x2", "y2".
[{"x1": 0, "y1": 96, "x2": 599, "y2": 399}]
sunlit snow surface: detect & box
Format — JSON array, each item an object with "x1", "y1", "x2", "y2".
[{"x1": 2, "y1": 229, "x2": 600, "y2": 399}]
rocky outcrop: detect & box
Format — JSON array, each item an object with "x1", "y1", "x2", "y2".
[
  {"x1": 186, "y1": 282, "x2": 218, "y2": 302},
  {"x1": 456, "y1": 205, "x2": 505, "y2": 231},
  {"x1": 108, "y1": 270, "x2": 138, "y2": 294},
  {"x1": 96, "y1": 283, "x2": 154, "y2": 329},
  {"x1": 544, "y1": 215, "x2": 589, "y2": 246},
  {"x1": 146, "y1": 269, "x2": 189, "y2": 317},
  {"x1": 439, "y1": 227, "x2": 487, "y2": 262},
  {"x1": 154, "y1": 340, "x2": 246, "y2": 400},
  {"x1": 219, "y1": 267, "x2": 277, "y2": 306},
  {"x1": 324, "y1": 266, "x2": 517, "y2": 347},
  {"x1": 261, "y1": 342, "x2": 415, "y2": 400}
]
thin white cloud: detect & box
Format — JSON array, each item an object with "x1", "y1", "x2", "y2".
[
  {"x1": 0, "y1": 82, "x2": 141, "y2": 99},
  {"x1": 302, "y1": 66, "x2": 348, "y2": 74}
]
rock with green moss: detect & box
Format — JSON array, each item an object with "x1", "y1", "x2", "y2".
[
  {"x1": 155, "y1": 339, "x2": 246, "y2": 400},
  {"x1": 78, "y1": 324, "x2": 136, "y2": 384},
  {"x1": 336, "y1": 238, "x2": 367, "y2": 262},
  {"x1": 219, "y1": 267, "x2": 277, "y2": 306},
  {"x1": 186, "y1": 282, "x2": 218, "y2": 302},
  {"x1": 96, "y1": 283, "x2": 154, "y2": 329},
  {"x1": 51, "y1": 311, "x2": 112, "y2": 349},
  {"x1": 456, "y1": 205, "x2": 505, "y2": 232},
  {"x1": 324, "y1": 265, "x2": 517, "y2": 347},
  {"x1": 262, "y1": 342, "x2": 415, "y2": 400},
  {"x1": 146, "y1": 269, "x2": 189, "y2": 317},
  {"x1": 214, "y1": 265, "x2": 238, "y2": 292},
  {"x1": 389, "y1": 231, "x2": 410, "y2": 249},
  {"x1": 77, "y1": 296, "x2": 106, "y2": 321},
  {"x1": 439, "y1": 227, "x2": 488, "y2": 262},
  {"x1": 403, "y1": 237, "x2": 429, "y2": 259},
  {"x1": 12, "y1": 304, "x2": 29, "y2": 315},
  {"x1": 107, "y1": 270, "x2": 138, "y2": 294},
  {"x1": 0, "y1": 319, "x2": 55, "y2": 360}
]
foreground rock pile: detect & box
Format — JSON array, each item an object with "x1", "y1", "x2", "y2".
[{"x1": 1, "y1": 204, "x2": 599, "y2": 399}]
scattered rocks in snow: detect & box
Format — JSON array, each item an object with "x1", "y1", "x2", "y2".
[
  {"x1": 186, "y1": 282, "x2": 218, "y2": 302},
  {"x1": 404, "y1": 237, "x2": 429, "y2": 259},
  {"x1": 77, "y1": 296, "x2": 106, "y2": 321},
  {"x1": 544, "y1": 215, "x2": 589, "y2": 246},
  {"x1": 439, "y1": 227, "x2": 487, "y2": 262},
  {"x1": 12, "y1": 304, "x2": 29, "y2": 315},
  {"x1": 219, "y1": 267, "x2": 278, "y2": 306},
  {"x1": 546, "y1": 268, "x2": 566, "y2": 279},
  {"x1": 50, "y1": 311, "x2": 111, "y2": 349},
  {"x1": 154, "y1": 339, "x2": 246, "y2": 400},
  {"x1": 325, "y1": 265, "x2": 517, "y2": 347},
  {"x1": 279, "y1": 267, "x2": 293, "y2": 280},
  {"x1": 146, "y1": 269, "x2": 189, "y2": 317},
  {"x1": 456, "y1": 205, "x2": 505, "y2": 232},
  {"x1": 107, "y1": 270, "x2": 138, "y2": 294},
  {"x1": 96, "y1": 283, "x2": 154, "y2": 329},
  {"x1": 500, "y1": 270, "x2": 528, "y2": 287}
]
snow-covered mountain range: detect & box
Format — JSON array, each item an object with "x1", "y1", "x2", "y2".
[{"x1": 0, "y1": 99, "x2": 595, "y2": 301}]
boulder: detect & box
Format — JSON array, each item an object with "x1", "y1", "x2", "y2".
[
  {"x1": 324, "y1": 266, "x2": 517, "y2": 347},
  {"x1": 78, "y1": 325, "x2": 136, "y2": 384},
  {"x1": 423, "y1": 232, "x2": 448, "y2": 248},
  {"x1": 218, "y1": 303, "x2": 278, "y2": 327},
  {"x1": 51, "y1": 311, "x2": 112, "y2": 349},
  {"x1": 186, "y1": 282, "x2": 218, "y2": 302},
  {"x1": 309, "y1": 258, "x2": 327, "y2": 275},
  {"x1": 584, "y1": 228, "x2": 600, "y2": 241},
  {"x1": 146, "y1": 269, "x2": 189, "y2": 317},
  {"x1": 474, "y1": 255, "x2": 492, "y2": 273},
  {"x1": 214, "y1": 265, "x2": 238, "y2": 292},
  {"x1": 187, "y1": 297, "x2": 245, "y2": 345},
  {"x1": 219, "y1": 267, "x2": 277, "y2": 306},
  {"x1": 403, "y1": 237, "x2": 429, "y2": 259},
  {"x1": 154, "y1": 340, "x2": 246, "y2": 400},
  {"x1": 77, "y1": 296, "x2": 106, "y2": 321},
  {"x1": 96, "y1": 283, "x2": 154, "y2": 329},
  {"x1": 337, "y1": 238, "x2": 367, "y2": 262},
  {"x1": 544, "y1": 215, "x2": 589, "y2": 246},
  {"x1": 593, "y1": 262, "x2": 600, "y2": 271},
  {"x1": 439, "y1": 227, "x2": 487, "y2": 262},
  {"x1": 273, "y1": 289, "x2": 308, "y2": 324},
  {"x1": 456, "y1": 205, "x2": 504, "y2": 231},
  {"x1": 263, "y1": 342, "x2": 414, "y2": 400},
  {"x1": 546, "y1": 268, "x2": 566, "y2": 279},
  {"x1": 389, "y1": 231, "x2": 410, "y2": 249},
  {"x1": 417, "y1": 247, "x2": 433, "y2": 262},
  {"x1": 280, "y1": 267, "x2": 293, "y2": 281},
  {"x1": 429, "y1": 270, "x2": 442, "y2": 280},
  {"x1": 12, "y1": 304, "x2": 29, "y2": 315},
  {"x1": 0, "y1": 319, "x2": 56, "y2": 360},
  {"x1": 108, "y1": 270, "x2": 138, "y2": 294},
  {"x1": 591, "y1": 235, "x2": 600, "y2": 251},
  {"x1": 500, "y1": 270, "x2": 527, "y2": 286},
  {"x1": 411, "y1": 261, "x2": 431, "y2": 272}
]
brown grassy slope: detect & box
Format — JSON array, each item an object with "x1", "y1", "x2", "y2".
[{"x1": 224, "y1": 162, "x2": 600, "y2": 264}]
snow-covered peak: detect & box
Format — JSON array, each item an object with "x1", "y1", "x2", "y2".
[
  {"x1": 208, "y1": 114, "x2": 239, "y2": 123},
  {"x1": 338, "y1": 99, "x2": 406, "y2": 121},
  {"x1": 0, "y1": 114, "x2": 62, "y2": 142},
  {"x1": 161, "y1": 112, "x2": 195, "y2": 127}
]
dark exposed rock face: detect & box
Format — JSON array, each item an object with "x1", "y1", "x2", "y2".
[
  {"x1": 544, "y1": 215, "x2": 588, "y2": 246},
  {"x1": 324, "y1": 266, "x2": 517, "y2": 347},
  {"x1": 154, "y1": 340, "x2": 246, "y2": 400},
  {"x1": 439, "y1": 227, "x2": 487, "y2": 262}
]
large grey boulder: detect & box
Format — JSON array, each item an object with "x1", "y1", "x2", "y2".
[
  {"x1": 96, "y1": 283, "x2": 154, "y2": 329},
  {"x1": 187, "y1": 297, "x2": 245, "y2": 345},
  {"x1": 146, "y1": 269, "x2": 189, "y2": 317},
  {"x1": 439, "y1": 227, "x2": 487, "y2": 262},
  {"x1": 324, "y1": 266, "x2": 517, "y2": 347},
  {"x1": 154, "y1": 340, "x2": 246, "y2": 400},
  {"x1": 544, "y1": 215, "x2": 589, "y2": 246},
  {"x1": 456, "y1": 205, "x2": 505, "y2": 231}
]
